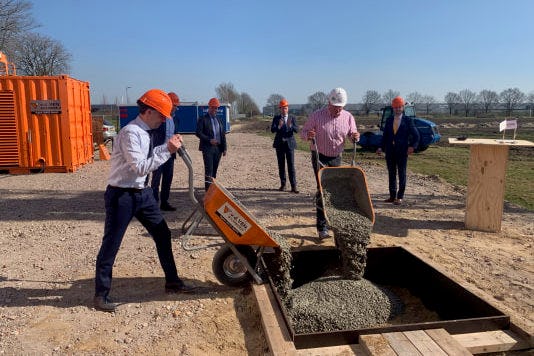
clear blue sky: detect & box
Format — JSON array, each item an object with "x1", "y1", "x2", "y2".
[{"x1": 31, "y1": 0, "x2": 534, "y2": 106}]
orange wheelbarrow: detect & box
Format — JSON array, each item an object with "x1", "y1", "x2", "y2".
[{"x1": 178, "y1": 147, "x2": 278, "y2": 287}]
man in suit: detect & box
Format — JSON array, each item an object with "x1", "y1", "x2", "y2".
[
  {"x1": 196, "y1": 97, "x2": 227, "y2": 191},
  {"x1": 151, "y1": 92, "x2": 179, "y2": 211},
  {"x1": 377, "y1": 96, "x2": 420, "y2": 205},
  {"x1": 271, "y1": 99, "x2": 299, "y2": 193}
]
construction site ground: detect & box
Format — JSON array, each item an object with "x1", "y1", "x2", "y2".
[{"x1": 0, "y1": 128, "x2": 532, "y2": 355}]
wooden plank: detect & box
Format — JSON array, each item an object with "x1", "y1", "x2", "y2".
[
  {"x1": 296, "y1": 344, "x2": 364, "y2": 355},
  {"x1": 252, "y1": 284, "x2": 296, "y2": 355},
  {"x1": 452, "y1": 330, "x2": 530, "y2": 354},
  {"x1": 448, "y1": 138, "x2": 534, "y2": 146},
  {"x1": 383, "y1": 331, "x2": 422, "y2": 355},
  {"x1": 359, "y1": 334, "x2": 396, "y2": 356},
  {"x1": 403, "y1": 330, "x2": 448, "y2": 355},
  {"x1": 425, "y1": 329, "x2": 472, "y2": 356},
  {"x1": 465, "y1": 144, "x2": 509, "y2": 232}
]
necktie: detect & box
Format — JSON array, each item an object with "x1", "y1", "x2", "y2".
[
  {"x1": 393, "y1": 119, "x2": 400, "y2": 135},
  {"x1": 145, "y1": 130, "x2": 155, "y2": 186}
]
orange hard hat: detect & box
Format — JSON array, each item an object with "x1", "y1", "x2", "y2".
[
  {"x1": 279, "y1": 99, "x2": 289, "y2": 108},
  {"x1": 138, "y1": 89, "x2": 172, "y2": 118},
  {"x1": 208, "y1": 97, "x2": 220, "y2": 107},
  {"x1": 168, "y1": 92, "x2": 180, "y2": 106},
  {"x1": 391, "y1": 96, "x2": 405, "y2": 108}
]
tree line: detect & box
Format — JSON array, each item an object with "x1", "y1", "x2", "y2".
[
  {"x1": 0, "y1": 0, "x2": 72, "y2": 75},
  {"x1": 263, "y1": 88, "x2": 534, "y2": 118}
]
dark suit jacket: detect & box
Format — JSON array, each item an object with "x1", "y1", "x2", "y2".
[
  {"x1": 196, "y1": 113, "x2": 227, "y2": 152},
  {"x1": 271, "y1": 115, "x2": 298, "y2": 150},
  {"x1": 381, "y1": 114, "x2": 420, "y2": 154}
]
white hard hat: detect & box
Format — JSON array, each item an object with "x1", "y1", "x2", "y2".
[{"x1": 328, "y1": 87, "x2": 347, "y2": 107}]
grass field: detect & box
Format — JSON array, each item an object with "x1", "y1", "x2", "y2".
[{"x1": 250, "y1": 114, "x2": 534, "y2": 211}]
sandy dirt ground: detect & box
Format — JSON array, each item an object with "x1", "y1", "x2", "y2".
[{"x1": 0, "y1": 128, "x2": 532, "y2": 355}]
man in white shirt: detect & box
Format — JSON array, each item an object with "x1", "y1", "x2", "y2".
[{"x1": 94, "y1": 89, "x2": 196, "y2": 313}]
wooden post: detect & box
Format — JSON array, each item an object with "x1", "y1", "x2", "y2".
[{"x1": 465, "y1": 144, "x2": 509, "y2": 232}]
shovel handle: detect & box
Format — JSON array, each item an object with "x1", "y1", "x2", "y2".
[{"x1": 352, "y1": 141, "x2": 357, "y2": 166}]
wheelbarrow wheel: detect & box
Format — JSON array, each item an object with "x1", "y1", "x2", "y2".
[{"x1": 212, "y1": 245, "x2": 256, "y2": 287}]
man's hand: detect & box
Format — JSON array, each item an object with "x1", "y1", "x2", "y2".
[
  {"x1": 407, "y1": 147, "x2": 415, "y2": 155},
  {"x1": 278, "y1": 118, "x2": 284, "y2": 128},
  {"x1": 306, "y1": 129, "x2": 316, "y2": 140},
  {"x1": 210, "y1": 139, "x2": 218, "y2": 145},
  {"x1": 350, "y1": 131, "x2": 360, "y2": 142},
  {"x1": 167, "y1": 134, "x2": 183, "y2": 153}
]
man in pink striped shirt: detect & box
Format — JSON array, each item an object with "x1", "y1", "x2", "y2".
[{"x1": 301, "y1": 87, "x2": 360, "y2": 241}]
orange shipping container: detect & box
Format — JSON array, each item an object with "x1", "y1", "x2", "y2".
[{"x1": 0, "y1": 75, "x2": 94, "y2": 173}]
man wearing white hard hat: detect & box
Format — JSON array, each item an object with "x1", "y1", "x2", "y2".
[{"x1": 301, "y1": 87, "x2": 360, "y2": 241}]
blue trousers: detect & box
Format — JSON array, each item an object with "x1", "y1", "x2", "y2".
[
  {"x1": 385, "y1": 150, "x2": 408, "y2": 199},
  {"x1": 202, "y1": 146, "x2": 222, "y2": 191},
  {"x1": 311, "y1": 152, "x2": 341, "y2": 232},
  {"x1": 95, "y1": 186, "x2": 180, "y2": 298},
  {"x1": 275, "y1": 143, "x2": 296, "y2": 188},
  {"x1": 151, "y1": 155, "x2": 175, "y2": 204}
]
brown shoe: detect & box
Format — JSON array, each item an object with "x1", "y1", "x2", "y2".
[
  {"x1": 165, "y1": 281, "x2": 198, "y2": 294},
  {"x1": 278, "y1": 185, "x2": 286, "y2": 191},
  {"x1": 291, "y1": 188, "x2": 299, "y2": 194},
  {"x1": 393, "y1": 199, "x2": 402, "y2": 205},
  {"x1": 93, "y1": 296, "x2": 117, "y2": 312},
  {"x1": 384, "y1": 197, "x2": 395, "y2": 203}
]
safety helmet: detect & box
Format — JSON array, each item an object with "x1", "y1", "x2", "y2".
[
  {"x1": 279, "y1": 99, "x2": 289, "y2": 108},
  {"x1": 208, "y1": 97, "x2": 220, "y2": 107},
  {"x1": 168, "y1": 92, "x2": 180, "y2": 106},
  {"x1": 391, "y1": 96, "x2": 405, "y2": 108},
  {"x1": 328, "y1": 87, "x2": 347, "y2": 107},
  {"x1": 138, "y1": 89, "x2": 172, "y2": 118}
]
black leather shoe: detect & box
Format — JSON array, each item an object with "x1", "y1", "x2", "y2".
[
  {"x1": 291, "y1": 188, "x2": 299, "y2": 194},
  {"x1": 160, "y1": 203, "x2": 177, "y2": 211},
  {"x1": 278, "y1": 185, "x2": 286, "y2": 191},
  {"x1": 165, "y1": 281, "x2": 198, "y2": 294},
  {"x1": 93, "y1": 296, "x2": 117, "y2": 312}
]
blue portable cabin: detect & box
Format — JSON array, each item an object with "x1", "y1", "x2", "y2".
[{"x1": 119, "y1": 102, "x2": 231, "y2": 134}]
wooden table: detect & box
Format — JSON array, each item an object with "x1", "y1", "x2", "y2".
[{"x1": 448, "y1": 138, "x2": 534, "y2": 232}]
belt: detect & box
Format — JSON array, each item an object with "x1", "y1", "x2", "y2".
[{"x1": 108, "y1": 185, "x2": 145, "y2": 193}]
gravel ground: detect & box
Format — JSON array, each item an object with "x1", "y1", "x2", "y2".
[{"x1": 0, "y1": 126, "x2": 532, "y2": 354}]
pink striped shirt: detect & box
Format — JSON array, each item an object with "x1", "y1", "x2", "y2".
[{"x1": 300, "y1": 107, "x2": 358, "y2": 157}]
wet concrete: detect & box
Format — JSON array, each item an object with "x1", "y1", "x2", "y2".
[
  {"x1": 322, "y1": 190, "x2": 373, "y2": 279},
  {"x1": 264, "y1": 171, "x2": 406, "y2": 333}
]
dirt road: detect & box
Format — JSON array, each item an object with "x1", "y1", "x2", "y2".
[{"x1": 0, "y1": 129, "x2": 532, "y2": 354}]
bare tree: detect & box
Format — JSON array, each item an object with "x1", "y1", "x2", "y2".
[
  {"x1": 13, "y1": 32, "x2": 71, "y2": 75},
  {"x1": 382, "y1": 89, "x2": 400, "y2": 106},
  {"x1": 361, "y1": 90, "x2": 381, "y2": 115},
  {"x1": 406, "y1": 91, "x2": 422, "y2": 106},
  {"x1": 459, "y1": 89, "x2": 476, "y2": 116},
  {"x1": 444, "y1": 92, "x2": 460, "y2": 115},
  {"x1": 266, "y1": 93, "x2": 284, "y2": 116},
  {"x1": 478, "y1": 89, "x2": 499, "y2": 114},
  {"x1": 215, "y1": 82, "x2": 239, "y2": 117},
  {"x1": 500, "y1": 88, "x2": 525, "y2": 116},
  {"x1": 0, "y1": 0, "x2": 38, "y2": 54},
  {"x1": 421, "y1": 95, "x2": 436, "y2": 115},
  {"x1": 526, "y1": 92, "x2": 534, "y2": 117},
  {"x1": 307, "y1": 91, "x2": 328, "y2": 112},
  {"x1": 236, "y1": 92, "x2": 259, "y2": 118}
]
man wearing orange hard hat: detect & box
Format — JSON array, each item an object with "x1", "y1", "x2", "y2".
[
  {"x1": 271, "y1": 98, "x2": 299, "y2": 193},
  {"x1": 151, "y1": 92, "x2": 180, "y2": 211},
  {"x1": 94, "y1": 89, "x2": 196, "y2": 313},
  {"x1": 377, "y1": 96, "x2": 420, "y2": 205},
  {"x1": 196, "y1": 97, "x2": 227, "y2": 191}
]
